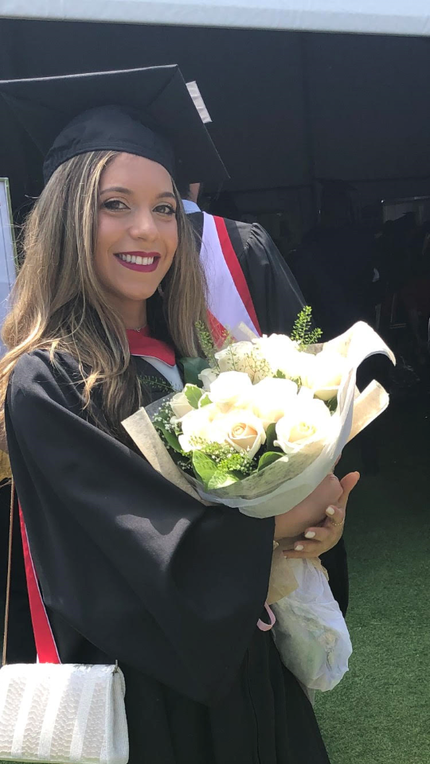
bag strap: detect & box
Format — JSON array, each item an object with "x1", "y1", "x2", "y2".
[
  {"x1": 1, "y1": 479, "x2": 14, "y2": 667},
  {"x1": 18, "y1": 502, "x2": 60, "y2": 663},
  {"x1": 2, "y1": 480, "x2": 60, "y2": 666}
]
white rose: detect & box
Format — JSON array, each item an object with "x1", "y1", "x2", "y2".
[
  {"x1": 274, "y1": 396, "x2": 332, "y2": 455},
  {"x1": 302, "y1": 350, "x2": 347, "y2": 401},
  {"x1": 255, "y1": 333, "x2": 319, "y2": 383},
  {"x1": 198, "y1": 367, "x2": 218, "y2": 391},
  {"x1": 170, "y1": 391, "x2": 194, "y2": 419},
  {"x1": 253, "y1": 333, "x2": 298, "y2": 373},
  {"x1": 215, "y1": 341, "x2": 253, "y2": 371},
  {"x1": 209, "y1": 370, "x2": 253, "y2": 411},
  {"x1": 178, "y1": 404, "x2": 223, "y2": 452},
  {"x1": 215, "y1": 341, "x2": 269, "y2": 383},
  {"x1": 221, "y1": 409, "x2": 266, "y2": 459},
  {"x1": 250, "y1": 377, "x2": 298, "y2": 429}
]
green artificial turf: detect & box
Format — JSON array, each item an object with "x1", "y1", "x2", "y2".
[{"x1": 316, "y1": 394, "x2": 430, "y2": 763}]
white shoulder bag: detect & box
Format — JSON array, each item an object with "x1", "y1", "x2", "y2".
[{"x1": 0, "y1": 483, "x2": 129, "y2": 764}]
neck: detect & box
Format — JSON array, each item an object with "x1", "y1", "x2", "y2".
[{"x1": 109, "y1": 297, "x2": 147, "y2": 331}]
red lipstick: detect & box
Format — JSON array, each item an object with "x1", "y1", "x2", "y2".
[{"x1": 115, "y1": 252, "x2": 160, "y2": 273}]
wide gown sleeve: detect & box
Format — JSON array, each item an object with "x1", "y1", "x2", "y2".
[{"x1": 5, "y1": 350, "x2": 274, "y2": 705}]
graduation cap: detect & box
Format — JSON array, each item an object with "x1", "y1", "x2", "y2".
[{"x1": 0, "y1": 65, "x2": 228, "y2": 189}]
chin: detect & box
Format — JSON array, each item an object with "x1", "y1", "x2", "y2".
[
  {"x1": 118, "y1": 277, "x2": 161, "y2": 300},
  {"x1": 125, "y1": 284, "x2": 160, "y2": 301}
]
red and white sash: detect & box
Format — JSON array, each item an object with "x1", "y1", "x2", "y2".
[{"x1": 201, "y1": 214, "x2": 261, "y2": 347}]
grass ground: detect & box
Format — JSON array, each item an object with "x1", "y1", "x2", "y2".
[{"x1": 316, "y1": 390, "x2": 430, "y2": 763}]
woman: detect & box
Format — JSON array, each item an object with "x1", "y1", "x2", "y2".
[{"x1": 0, "y1": 66, "x2": 358, "y2": 764}]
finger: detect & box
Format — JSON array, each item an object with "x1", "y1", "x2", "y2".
[
  {"x1": 283, "y1": 542, "x2": 320, "y2": 557},
  {"x1": 338, "y1": 471, "x2": 360, "y2": 509},
  {"x1": 283, "y1": 540, "x2": 330, "y2": 558},
  {"x1": 303, "y1": 525, "x2": 333, "y2": 544},
  {"x1": 324, "y1": 504, "x2": 345, "y2": 525},
  {"x1": 286, "y1": 525, "x2": 336, "y2": 555},
  {"x1": 284, "y1": 523, "x2": 343, "y2": 558}
]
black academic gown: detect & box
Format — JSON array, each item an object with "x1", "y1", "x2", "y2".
[
  {"x1": 189, "y1": 212, "x2": 349, "y2": 617},
  {"x1": 189, "y1": 213, "x2": 305, "y2": 335},
  {"x1": 6, "y1": 349, "x2": 330, "y2": 764}
]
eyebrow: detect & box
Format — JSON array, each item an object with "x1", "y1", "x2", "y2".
[{"x1": 99, "y1": 186, "x2": 176, "y2": 201}]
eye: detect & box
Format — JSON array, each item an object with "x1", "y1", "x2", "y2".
[
  {"x1": 154, "y1": 203, "x2": 176, "y2": 216},
  {"x1": 102, "y1": 199, "x2": 129, "y2": 211}
]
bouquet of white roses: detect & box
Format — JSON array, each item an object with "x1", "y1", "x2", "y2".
[{"x1": 123, "y1": 312, "x2": 395, "y2": 692}]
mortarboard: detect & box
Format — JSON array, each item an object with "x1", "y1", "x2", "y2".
[{"x1": 0, "y1": 65, "x2": 228, "y2": 188}]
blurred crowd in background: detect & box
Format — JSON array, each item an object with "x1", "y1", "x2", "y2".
[{"x1": 207, "y1": 180, "x2": 430, "y2": 400}]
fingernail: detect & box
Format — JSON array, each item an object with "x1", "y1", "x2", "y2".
[
  {"x1": 295, "y1": 544, "x2": 304, "y2": 551},
  {"x1": 305, "y1": 531, "x2": 316, "y2": 539},
  {"x1": 326, "y1": 506, "x2": 335, "y2": 516}
]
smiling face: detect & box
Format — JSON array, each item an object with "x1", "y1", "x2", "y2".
[{"x1": 95, "y1": 152, "x2": 178, "y2": 324}]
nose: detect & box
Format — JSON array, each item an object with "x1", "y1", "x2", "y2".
[{"x1": 128, "y1": 208, "x2": 158, "y2": 242}]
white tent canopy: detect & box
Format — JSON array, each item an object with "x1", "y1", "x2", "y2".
[{"x1": 2, "y1": 0, "x2": 430, "y2": 36}]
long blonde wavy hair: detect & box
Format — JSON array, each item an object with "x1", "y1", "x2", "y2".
[{"x1": 0, "y1": 150, "x2": 207, "y2": 438}]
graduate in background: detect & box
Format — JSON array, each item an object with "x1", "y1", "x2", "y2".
[
  {"x1": 181, "y1": 182, "x2": 350, "y2": 615},
  {"x1": 182, "y1": 183, "x2": 305, "y2": 335},
  {"x1": 0, "y1": 66, "x2": 358, "y2": 764}
]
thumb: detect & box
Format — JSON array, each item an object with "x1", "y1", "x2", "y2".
[{"x1": 338, "y1": 471, "x2": 360, "y2": 509}]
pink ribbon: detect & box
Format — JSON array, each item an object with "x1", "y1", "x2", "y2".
[{"x1": 257, "y1": 602, "x2": 276, "y2": 632}]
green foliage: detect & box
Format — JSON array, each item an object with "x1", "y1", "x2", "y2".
[
  {"x1": 325, "y1": 395, "x2": 338, "y2": 413},
  {"x1": 218, "y1": 327, "x2": 235, "y2": 351},
  {"x1": 198, "y1": 393, "x2": 212, "y2": 408},
  {"x1": 179, "y1": 356, "x2": 209, "y2": 386},
  {"x1": 257, "y1": 451, "x2": 284, "y2": 471},
  {"x1": 191, "y1": 448, "x2": 246, "y2": 490},
  {"x1": 184, "y1": 384, "x2": 203, "y2": 409},
  {"x1": 195, "y1": 320, "x2": 220, "y2": 370},
  {"x1": 265, "y1": 423, "x2": 278, "y2": 452},
  {"x1": 274, "y1": 369, "x2": 287, "y2": 379},
  {"x1": 290, "y1": 306, "x2": 323, "y2": 348},
  {"x1": 200, "y1": 441, "x2": 254, "y2": 475},
  {"x1": 207, "y1": 471, "x2": 239, "y2": 490},
  {"x1": 192, "y1": 451, "x2": 218, "y2": 484},
  {"x1": 153, "y1": 402, "x2": 184, "y2": 454},
  {"x1": 139, "y1": 375, "x2": 174, "y2": 396},
  {"x1": 154, "y1": 420, "x2": 183, "y2": 453},
  {"x1": 290, "y1": 376, "x2": 303, "y2": 388},
  {"x1": 188, "y1": 439, "x2": 255, "y2": 481}
]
